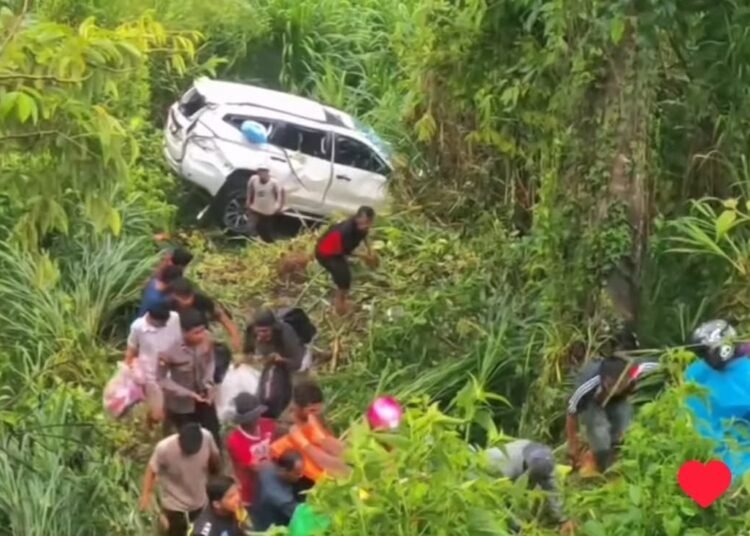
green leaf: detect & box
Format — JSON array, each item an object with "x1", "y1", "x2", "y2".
[
  {"x1": 610, "y1": 17, "x2": 625, "y2": 44},
  {"x1": 715, "y1": 209, "x2": 737, "y2": 239},
  {"x1": 109, "y1": 208, "x2": 122, "y2": 236},
  {"x1": 628, "y1": 484, "x2": 642, "y2": 505},
  {"x1": 15, "y1": 92, "x2": 37, "y2": 124},
  {"x1": 663, "y1": 516, "x2": 683, "y2": 536},
  {"x1": 582, "y1": 519, "x2": 607, "y2": 536},
  {"x1": 0, "y1": 91, "x2": 19, "y2": 119}
]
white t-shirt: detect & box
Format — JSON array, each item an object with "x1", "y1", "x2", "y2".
[
  {"x1": 247, "y1": 174, "x2": 282, "y2": 216},
  {"x1": 127, "y1": 312, "x2": 182, "y2": 383}
]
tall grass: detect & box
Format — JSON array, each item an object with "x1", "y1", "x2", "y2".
[
  {"x1": 0, "y1": 382, "x2": 144, "y2": 536},
  {"x1": 0, "y1": 233, "x2": 156, "y2": 379}
]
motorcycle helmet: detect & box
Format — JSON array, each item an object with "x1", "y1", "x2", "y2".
[{"x1": 690, "y1": 319, "x2": 737, "y2": 370}]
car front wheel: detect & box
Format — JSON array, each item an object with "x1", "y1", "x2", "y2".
[{"x1": 219, "y1": 186, "x2": 253, "y2": 235}]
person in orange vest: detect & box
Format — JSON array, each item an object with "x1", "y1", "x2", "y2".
[{"x1": 270, "y1": 381, "x2": 349, "y2": 496}]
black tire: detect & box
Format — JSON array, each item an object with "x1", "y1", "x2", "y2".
[{"x1": 217, "y1": 183, "x2": 253, "y2": 235}]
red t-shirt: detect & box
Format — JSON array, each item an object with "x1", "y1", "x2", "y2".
[{"x1": 226, "y1": 418, "x2": 277, "y2": 505}]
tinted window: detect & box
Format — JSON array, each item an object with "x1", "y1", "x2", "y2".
[
  {"x1": 270, "y1": 124, "x2": 330, "y2": 159},
  {"x1": 334, "y1": 135, "x2": 388, "y2": 174}
]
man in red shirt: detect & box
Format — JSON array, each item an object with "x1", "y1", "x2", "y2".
[
  {"x1": 226, "y1": 392, "x2": 278, "y2": 512},
  {"x1": 314, "y1": 206, "x2": 377, "y2": 315}
]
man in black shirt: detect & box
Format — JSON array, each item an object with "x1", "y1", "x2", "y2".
[
  {"x1": 190, "y1": 475, "x2": 247, "y2": 536},
  {"x1": 314, "y1": 206, "x2": 377, "y2": 315},
  {"x1": 169, "y1": 277, "x2": 242, "y2": 383}
]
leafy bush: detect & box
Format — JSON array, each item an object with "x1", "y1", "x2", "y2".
[
  {"x1": 569, "y1": 386, "x2": 750, "y2": 536},
  {"x1": 309, "y1": 401, "x2": 522, "y2": 535}
]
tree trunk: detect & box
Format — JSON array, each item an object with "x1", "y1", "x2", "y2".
[{"x1": 594, "y1": 18, "x2": 655, "y2": 328}]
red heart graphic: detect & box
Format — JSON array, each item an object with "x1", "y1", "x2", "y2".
[{"x1": 678, "y1": 460, "x2": 731, "y2": 507}]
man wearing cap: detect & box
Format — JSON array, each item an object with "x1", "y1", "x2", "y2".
[
  {"x1": 246, "y1": 162, "x2": 285, "y2": 243},
  {"x1": 226, "y1": 392, "x2": 278, "y2": 514},
  {"x1": 485, "y1": 439, "x2": 575, "y2": 534}
]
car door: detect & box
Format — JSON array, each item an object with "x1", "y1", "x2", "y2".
[
  {"x1": 267, "y1": 123, "x2": 333, "y2": 215},
  {"x1": 328, "y1": 133, "x2": 389, "y2": 213}
]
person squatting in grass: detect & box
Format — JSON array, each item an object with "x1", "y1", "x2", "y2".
[
  {"x1": 189, "y1": 475, "x2": 248, "y2": 536},
  {"x1": 124, "y1": 302, "x2": 182, "y2": 429},
  {"x1": 140, "y1": 422, "x2": 221, "y2": 536},
  {"x1": 158, "y1": 308, "x2": 222, "y2": 449},
  {"x1": 485, "y1": 439, "x2": 576, "y2": 535},
  {"x1": 314, "y1": 205, "x2": 378, "y2": 315},
  {"x1": 246, "y1": 160, "x2": 286, "y2": 243},
  {"x1": 565, "y1": 355, "x2": 659, "y2": 473}
]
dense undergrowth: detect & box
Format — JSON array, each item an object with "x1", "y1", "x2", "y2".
[{"x1": 4, "y1": 0, "x2": 750, "y2": 534}]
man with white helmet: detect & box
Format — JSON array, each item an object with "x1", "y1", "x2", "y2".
[{"x1": 246, "y1": 158, "x2": 285, "y2": 243}]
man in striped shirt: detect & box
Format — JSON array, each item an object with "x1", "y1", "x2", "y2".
[{"x1": 565, "y1": 356, "x2": 659, "y2": 473}]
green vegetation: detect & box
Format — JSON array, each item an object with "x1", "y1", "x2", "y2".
[{"x1": 3, "y1": 0, "x2": 750, "y2": 534}]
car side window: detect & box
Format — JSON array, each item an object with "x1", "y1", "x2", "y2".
[
  {"x1": 270, "y1": 124, "x2": 330, "y2": 160},
  {"x1": 333, "y1": 135, "x2": 387, "y2": 174},
  {"x1": 223, "y1": 114, "x2": 273, "y2": 133}
]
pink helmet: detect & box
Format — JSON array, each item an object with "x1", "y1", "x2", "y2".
[{"x1": 366, "y1": 396, "x2": 403, "y2": 430}]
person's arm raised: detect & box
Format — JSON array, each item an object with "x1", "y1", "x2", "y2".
[{"x1": 216, "y1": 306, "x2": 243, "y2": 354}]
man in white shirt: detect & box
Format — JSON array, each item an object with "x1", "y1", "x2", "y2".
[
  {"x1": 246, "y1": 161, "x2": 285, "y2": 243},
  {"x1": 125, "y1": 303, "x2": 182, "y2": 427}
]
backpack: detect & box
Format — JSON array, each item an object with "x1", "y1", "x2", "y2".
[
  {"x1": 279, "y1": 307, "x2": 317, "y2": 345},
  {"x1": 213, "y1": 342, "x2": 232, "y2": 384}
]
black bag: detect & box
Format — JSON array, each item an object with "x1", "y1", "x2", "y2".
[
  {"x1": 279, "y1": 307, "x2": 317, "y2": 345},
  {"x1": 213, "y1": 342, "x2": 231, "y2": 384},
  {"x1": 258, "y1": 363, "x2": 292, "y2": 419}
]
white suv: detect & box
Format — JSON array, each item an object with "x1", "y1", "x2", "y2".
[{"x1": 163, "y1": 78, "x2": 392, "y2": 233}]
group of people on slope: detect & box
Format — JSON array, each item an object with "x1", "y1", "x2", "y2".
[
  {"x1": 139, "y1": 380, "x2": 339, "y2": 535},
  {"x1": 124, "y1": 189, "x2": 675, "y2": 536},
  {"x1": 124, "y1": 203, "x2": 378, "y2": 535}
]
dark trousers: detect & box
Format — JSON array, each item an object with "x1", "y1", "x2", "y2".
[
  {"x1": 294, "y1": 477, "x2": 315, "y2": 502},
  {"x1": 166, "y1": 402, "x2": 221, "y2": 449},
  {"x1": 162, "y1": 508, "x2": 201, "y2": 536},
  {"x1": 316, "y1": 254, "x2": 351, "y2": 290},
  {"x1": 249, "y1": 211, "x2": 275, "y2": 243}
]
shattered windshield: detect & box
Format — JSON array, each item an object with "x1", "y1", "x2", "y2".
[{"x1": 353, "y1": 118, "x2": 393, "y2": 163}]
